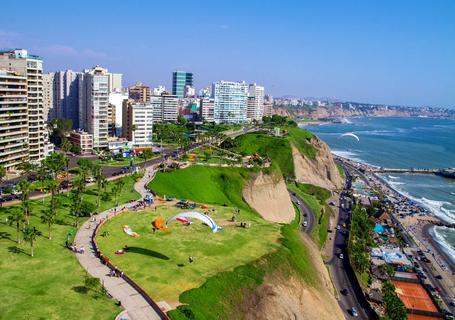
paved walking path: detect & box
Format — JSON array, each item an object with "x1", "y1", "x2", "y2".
[{"x1": 74, "y1": 166, "x2": 164, "y2": 320}]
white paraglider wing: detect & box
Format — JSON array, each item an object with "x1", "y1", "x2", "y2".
[
  {"x1": 167, "y1": 211, "x2": 223, "y2": 232},
  {"x1": 340, "y1": 132, "x2": 360, "y2": 142}
]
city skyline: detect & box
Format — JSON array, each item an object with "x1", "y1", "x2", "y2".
[{"x1": 1, "y1": 0, "x2": 455, "y2": 108}]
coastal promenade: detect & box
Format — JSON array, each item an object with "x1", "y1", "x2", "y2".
[{"x1": 74, "y1": 166, "x2": 167, "y2": 320}]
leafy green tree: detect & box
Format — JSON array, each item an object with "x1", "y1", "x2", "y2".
[
  {"x1": 23, "y1": 225, "x2": 40, "y2": 257},
  {"x1": 60, "y1": 139, "x2": 72, "y2": 153},
  {"x1": 70, "y1": 175, "x2": 86, "y2": 227},
  {"x1": 80, "y1": 200, "x2": 97, "y2": 217},
  {"x1": 0, "y1": 165, "x2": 5, "y2": 185},
  {"x1": 77, "y1": 159, "x2": 92, "y2": 182},
  {"x1": 8, "y1": 211, "x2": 24, "y2": 244},
  {"x1": 382, "y1": 281, "x2": 407, "y2": 320},
  {"x1": 142, "y1": 149, "x2": 154, "y2": 161},
  {"x1": 49, "y1": 118, "x2": 73, "y2": 145}
]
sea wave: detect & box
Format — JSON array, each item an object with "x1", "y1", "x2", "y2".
[
  {"x1": 383, "y1": 183, "x2": 455, "y2": 224},
  {"x1": 331, "y1": 150, "x2": 365, "y2": 163},
  {"x1": 431, "y1": 226, "x2": 455, "y2": 264},
  {"x1": 388, "y1": 175, "x2": 400, "y2": 180}
]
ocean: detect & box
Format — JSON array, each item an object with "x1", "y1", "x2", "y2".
[{"x1": 304, "y1": 117, "x2": 455, "y2": 262}]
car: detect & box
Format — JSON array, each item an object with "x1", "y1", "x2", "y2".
[
  {"x1": 341, "y1": 288, "x2": 349, "y2": 296},
  {"x1": 339, "y1": 253, "x2": 344, "y2": 259},
  {"x1": 337, "y1": 225, "x2": 341, "y2": 230},
  {"x1": 426, "y1": 284, "x2": 435, "y2": 292},
  {"x1": 303, "y1": 221, "x2": 308, "y2": 227},
  {"x1": 443, "y1": 310, "x2": 454, "y2": 320},
  {"x1": 85, "y1": 177, "x2": 95, "y2": 183},
  {"x1": 351, "y1": 307, "x2": 358, "y2": 317},
  {"x1": 449, "y1": 299, "x2": 455, "y2": 307},
  {"x1": 436, "y1": 287, "x2": 442, "y2": 294},
  {"x1": 435, "y1": 275, "x2": 443, "y2": 280}
]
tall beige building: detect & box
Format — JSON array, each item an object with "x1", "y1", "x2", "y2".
[
  {"x1": 0, "y1": 70, "x2": 29, "y2": 170},
  {"x1": 42, "y1": 72, "x2": 55, "y2": 121},
  {"x1": 247, "y1": 83, "x2": 265, "y2": 122},
  {"x1": 129, "y1": 82, "x2": 151, "y2": 103},
  {"x1": 0, "y1": 49, "x2": 47, "y2": 163}
]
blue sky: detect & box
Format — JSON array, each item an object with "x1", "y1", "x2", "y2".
[{"x1": 1, "y1": 0, "x2": 454, "y2": 107}]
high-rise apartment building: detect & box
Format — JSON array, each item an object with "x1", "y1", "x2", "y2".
[
  {"x1": 162, "y1": 93, "x2": 179, "y2": 122},
  {"x1": 200, "y1": 98, "x2": 215, "y2": 123},
  {"x1": 107, "y1": 103, "x2": 116, "y2": 136},
  {"x1": 108, "y1": 73, "x2": 122, "y2": 93},
  {"x1": 172, "y1": 71, "x2": 193, "y2": 98},
  {"x1": 129, "y1": 82, "x2": 151, "y2": 103},
  {"x1": 78, "y1": 66, "x2": 109, "y2": 148},
  {"x1": 247, "y1": 84, "x2": 265, "y2": 122},
  {"x1": 54, "y1": 70, "x2": 81, "y2": 127},
  {"x1": 212, "y1": 81, "x2": 248, "y2": 124},
  {"x1": 42, "y1": 72, "x2": 55, "y2": 121},
  {"x1": 263, "y1": 94, "x2": 273, "y2": 117},
  {"x1": 122, "y1": 102, "x2": 154, "y2": 147},
  {"x1": 0, "y1": 49, "x2": 47, "y2": 163},
  {"x1": 0, "y1": 70, "x2": 29, "y2": 170}
]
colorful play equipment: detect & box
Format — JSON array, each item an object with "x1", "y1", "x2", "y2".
[
  {"x1": 123, "y1": 225, "x2": 140, "y2": 237},
  {"x1": 152, "y1": 217, "x2": 169, "y2": 231},
  {"x1": 167, "y1": 211, "x2": 223, "y2": 233}
]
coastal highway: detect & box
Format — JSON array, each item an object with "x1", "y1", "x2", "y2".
[
  {"x1": 289, "y1": 185, "x2": 375, "y2": 319},
  {"x1": 328, "y1": 168, "x2": 377, "y2": 319},
  {"x1": 289, "y1": 191, "x2": 315, "y2": 233}
]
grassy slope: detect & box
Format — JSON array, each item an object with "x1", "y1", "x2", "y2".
[
  {"x1": 96, "y1": 205, "x2": 280, "y2": 302},
  {"x1": 149, "y1": 166, "x2": 250, "y2": 210},
  {"x1": 0, "y1": 176, "x2": 139, "y2": 320},
  {"x1": 288, "y1": 183, "x2": 333, "y2": 248},
  {"x1": 287, "y1": 127, "x2": 317, "y2": 159},
  {"x1": 168, "y1": 209, "x2": 317, "y2": 320}
]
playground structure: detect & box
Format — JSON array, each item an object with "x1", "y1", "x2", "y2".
[
  {"x1": 167, "y1": 211, "x2": 223, "y2": 232},
  {"x1": 123, "y1": 225, "x2": 140, "y2": 238},
  {"x1": 151, "y1": 211, "x2": 223, "y2": 233}
]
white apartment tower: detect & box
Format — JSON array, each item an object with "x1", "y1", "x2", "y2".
[
  {"x1": 0, "y1": 70, "x2": 28, "y2": 170},
  {"x1": 200, "y1": 98, "x2": 215, "y2": 122},
  {"x1": 212, "y1": 81, "x2": 248, "y2": 124},
  {"x1": 122, "y1": 101, "x2": 154, "y2": 147},
  {"x1": 247, "y1": 83, "x2": 265, "y2": 122},
  {"x1": 78, "y1": 66, "x2": 109, "y2": 148},
  {"x1": 0, "y1": 49, "x2": 47, "y2": 163}
]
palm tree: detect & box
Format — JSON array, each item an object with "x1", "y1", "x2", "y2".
[
  {"x1": 8, "y1": 211, "x2": 24, "y2": 244},
  {"x1": 43, "y1": 152, "x2": 67, "y2": 180},
  {"x1": 23, "y1": 225, "x2": 40, "y2": 257},
  {"x1": 92, "y1": 164, "x2": 106, "y2": 208},
  {"x1": 41, "y1": 208, "x2": 57, "y2": 240},
  {"x1": 17, "y1": 180, "x2": 31, "y2": 225},
  {"x1": 60, "y1": 139, "x2": 72, "y2": 154},
  {"x1": 112, "y1": 179, "x2": 125, "y2": 207},
  {"x1": 70, "y1": 174, "x2": 85, "y2": 228},
  {"x1": 77, "y1": 159, "x2": 92, "y2": 182}
]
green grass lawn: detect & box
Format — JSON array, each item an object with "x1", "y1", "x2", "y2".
[
  {"x1": 168, "y1": 210, "x2": 317, "y2": 320},
  {"x1": 149, "y1": 166, "x2": 251, "y2": 210},
  {"x1": 0, "y1": 176, "x2": 139, "y2": 320},
  {"x1": 228, "y1": 133, "x2": 294, "y2": 178},
  {"x1": 288, "y1": 183, "x2": 333, "y2": 248},
  {"x1": 96, "y1": 204, "x2": 281, "y2": 303},
  {"x1": 287, "y1": 127, "x2": 317, "y2": 159}
]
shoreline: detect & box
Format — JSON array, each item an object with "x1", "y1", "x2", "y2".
[{"x1": 334, "y1": 154, "x2": 455, "y2": 275}]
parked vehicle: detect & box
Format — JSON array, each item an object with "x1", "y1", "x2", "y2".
[
  {"x1": 341, "y1": 288, "x2": 349, "y2": 296},
  {"x1": 339, "y1": 253, "x2": 344, "y2": 259}
]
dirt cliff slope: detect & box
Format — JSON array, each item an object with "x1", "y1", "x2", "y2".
[{"x1": 292, "y1": 137, "x2": 343, "y2": 191}]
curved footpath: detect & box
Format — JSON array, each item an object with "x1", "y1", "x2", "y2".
[{"x1": 74, "y1": 166, "x2": 166, "y2": 320}]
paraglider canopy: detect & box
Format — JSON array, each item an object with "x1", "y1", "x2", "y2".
[
  {"x1": 340, "y1": 132, "x2": 360, "y2": 142},
  {"x1": 167, "y1": 211, "x2": 223, "y2": 232}
]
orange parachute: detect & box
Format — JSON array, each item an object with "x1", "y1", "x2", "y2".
[{"x1": 152, "y1": 217, "x2": 169, "y2": 231}]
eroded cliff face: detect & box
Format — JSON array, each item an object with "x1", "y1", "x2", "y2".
[
  {"x1": 292, "y1": 137, "x2": 343, "y2": 191},
  {"x1": 242, "y1": 235, "x2": 344, "y2": 320},
  {"x1": 243, "y1": 172, "x2": 294, "y2": 223}
]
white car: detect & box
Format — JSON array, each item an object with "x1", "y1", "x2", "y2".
[
  {"x1": 339, "y1": 253, "x2": 344, "y2": 259},
  {"x1": 337, "y1": 225, "x2": 341, "y2": 230},
  {"x1": 85, "y1": 177, "x2": 95, "y2": 183},
  {"x1": 303, "y1": 221, "x2": 308, "y2": 227}
]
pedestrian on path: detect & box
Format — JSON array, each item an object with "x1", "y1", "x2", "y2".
[{"x1": 80, "y1": 246, "x2": 85, "y2": 254}]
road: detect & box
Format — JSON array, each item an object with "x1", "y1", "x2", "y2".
[
  {"x1": 289, "y1": 191, "x2": 315, "y2": 233},
  {"x1": 327, "y1": 167, "x2": 378, "y2": 320}
]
